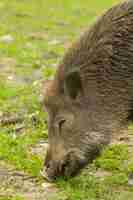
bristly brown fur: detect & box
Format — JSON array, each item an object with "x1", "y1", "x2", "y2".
[
  {"x1": 57, "y1": 0, "x2": 133, "y2": 123},
  {"x1": 42, "y1": 0, "x2": 133, "y2": 180}
]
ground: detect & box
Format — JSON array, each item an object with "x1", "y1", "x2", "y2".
[{"x1": 0, "y1": 0, "x2": 133, "y2": 200}]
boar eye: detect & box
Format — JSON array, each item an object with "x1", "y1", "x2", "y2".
[{"x1": 58, "y1": 119, "x2": 66, "y2": 132}]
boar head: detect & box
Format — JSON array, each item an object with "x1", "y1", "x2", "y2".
[{"x1": 41, "y1": 66, "x2": 110, "y2": 181}]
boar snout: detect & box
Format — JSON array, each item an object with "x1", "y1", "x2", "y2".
[
  {"x1": 41, "y1": 160, "x2": 58, "y2": 182},
  {"x1": 41, "y1": 149, "x2": 87, "y2": 181}
]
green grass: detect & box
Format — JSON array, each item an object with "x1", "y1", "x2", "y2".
[
  {"x1": 0, "y1": 130, "x2": 44, "y2": 176},
  {"x1": 95, "y1": 144, "x2": 129, "y2": 171},
  {"x1": 0, "y1": 0, "x2": 133, "y2": 199},
  {"x1": 0, "y1": 196, "x2": 24, "y2": 200},
  {"x1": 56, "y1": 144, "x2": 133, "y2": 200}
]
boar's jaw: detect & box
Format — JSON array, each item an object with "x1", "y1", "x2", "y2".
[
  {"x1": 62, "y1": 150, "x2": 88, "y2": 177},
  {"x1": 42, "y1": 149, "x2": 87, "y2": 181},
  {"x1": 42, "y1": 131, "x2": 111, "y2": 181},
  {"x1": 42, "y1": 127, "x2": 111, "y2": 181}
]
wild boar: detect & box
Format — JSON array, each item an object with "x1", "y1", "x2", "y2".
[{"x1": 41, "y1": 0, "x2": 133, "y2": 181}]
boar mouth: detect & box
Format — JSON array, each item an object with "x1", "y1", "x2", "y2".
[
  {"x1": 41, "y1": 150, "x2": 88, "y2": 181},
  {"x1": 41, "y1": 137, "x2": 107, "y2": 181},
  {"x1": 40, "y1": 168, "x2": 55, "y2": 182}
]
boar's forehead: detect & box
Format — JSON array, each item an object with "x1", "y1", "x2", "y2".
[
  {"x1": 43, "y1": 80, "x2": 59, "y2": 106},
  {"x1": 43, "y1": 82, "x2": 67, "y2": 112}
]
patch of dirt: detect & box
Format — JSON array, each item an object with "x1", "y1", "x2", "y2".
[
  {"x1": 0, "y1": 57, "x2": 43, "y2": 86},
  {"x1": 93, "y1": 169, "x2": 112, "y2": 180},
  {"x1": 0, "y1": 161, "x2": 61, "y2": 200},
  {"x1": 0, "y1": 57, "x2": 16, "y2": 69},
  {"x1": 111, "y1": 128, "x2": 133, "y2": 153},
  {"x1": 30, "y1": 140, "x2": 48, "y2": 159},
  {"x1": 0, "y1": 57, "x2": 17, "y2": 80},
  {"x1": 28, "y1": 32, "x2": 48, "y2": 40}
]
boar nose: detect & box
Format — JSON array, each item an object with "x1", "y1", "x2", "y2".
[
  {"x1": 41, "y1": 159, "x2": 58, "y2": 182},
  {"x1": 42, "y1": 145, "x2": 69, "y2": 180},
  {"x1": 41, "y1": 171, "x2": 54, "y2": 182}
]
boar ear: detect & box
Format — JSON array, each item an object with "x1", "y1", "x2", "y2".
[
  {"x1": 40, "y1": 80, "x2": 53, "y2": 104},
  {"x1": 64, "y1": 68, "x2": 82, "y2": 99},
  {"x1": 40, "y1": 80, "x2": 53, "y2": 95}
]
